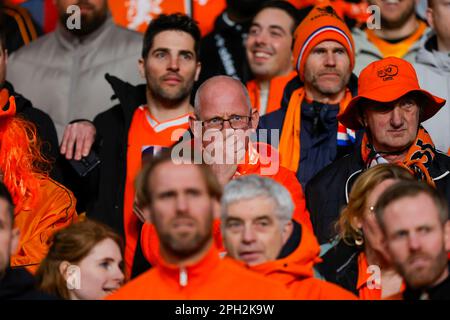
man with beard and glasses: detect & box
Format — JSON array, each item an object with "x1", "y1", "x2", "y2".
[
  {"x1": 375, "y1": 181, "x2": 450, "y2": 300},
  {"x1": 352, "y1": 0, "x2": 429, "y2": 74},
  {"x1": 107, "y1": 150, "x2": 290, "y2": 300},
  {"x1": 259, "y1": 2, "x2": 361, "y2": 189},
  {"x1": 87, "y1": 14, "x2": 201, "y2": 278},
  {"x1": 6, "y1": 0, "x2": 142, "y2": 160}
]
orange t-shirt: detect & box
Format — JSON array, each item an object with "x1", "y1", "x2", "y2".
[
  {"x1": 365, "y1": 20, "x2": 427, "y2": 59},
  {"x1": 123, "y1": 106, "x2": 190, "y2": 274},
  {"x1": 108, "y1": 0, "x2": 226, "y2": 36}
]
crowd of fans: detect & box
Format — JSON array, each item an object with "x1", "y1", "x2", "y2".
[{"x1": 0, "y1": 0, "x2": 449, "y2": 301}]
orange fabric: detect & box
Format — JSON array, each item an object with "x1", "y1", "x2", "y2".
[
  {"x1": 361, "y1": 126, "x2": 437, "y2": 187},
  {"x1": 108, "y1": 0, "x2": 226, "y2": 36},
  {"x1": 123, "y1": 106, "x2": 190, "y2": 275},
  {"x1": 357, "y1": 252, "x2": 405, "y2": 300},
  {"x1": 249, "y1": 224, "x2": 357, "y2": 299},
  {"x1": 279, "y1": 87, "x2": 353, "y2": 173},
  {"x1": 246, "y1": 71, "x2": 297, "y2": 115},
  {"x1": 365, "y1": 21, "x2": 427, "y2": 59},
  {"x1": 339, "y1": 57, "x2": 446, "y2": 130},
  {"x1": 107, "y1": 244, "x2": 291, "y2": 300},
  {"x1": 10, "y1": 177, "x2": 78, "y2": 274},
  {"x1": 234, "y1": 142, "x2": 312, "y2": 229},
  {"x1": 292, "y1": 1, "x2": 355, "y2": 80}
]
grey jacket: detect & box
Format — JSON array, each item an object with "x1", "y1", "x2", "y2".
[
  {"x1": 352, "y1": 27, "x2": 427, "y2": 75},
  {"x1": 414, "y1": 31, "x2": 450, "y2": 153},
  {"x1": 7, "y1": 16, "x2": 143, "y2": 139}
]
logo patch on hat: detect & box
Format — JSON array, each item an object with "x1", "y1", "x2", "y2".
[{"x1": 377, "y1": 64, "x2": 398, "y2": 81}]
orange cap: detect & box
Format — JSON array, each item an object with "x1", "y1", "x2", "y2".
[
  {"x1": 338, "y1": 57, "x2": 446, "y2": 130},
  {"x1": 292, "y1": 1, "x2": 355, "y2": 81}
]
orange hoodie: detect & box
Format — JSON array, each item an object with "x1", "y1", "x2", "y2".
[
  {"x1": 249, "y1": 224, "x2": 358, "y2": 300},
  {"x1": 246, "y1": 71, "x2": 297, "y2": 115},
  {"x1": 10, "y1": 177, "x2": 78, "y2": 273},
  {"x1": 107, "y1": 243, "x2": 291, "y2": 300}
]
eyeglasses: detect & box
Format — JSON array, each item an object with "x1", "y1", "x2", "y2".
[{"x1": 202, "y1": 114, "x2": 252, "y2": 130}]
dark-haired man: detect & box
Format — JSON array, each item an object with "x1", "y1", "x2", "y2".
[{"x1": 87, "y1": 13, "x2": 201, "y2": 277}]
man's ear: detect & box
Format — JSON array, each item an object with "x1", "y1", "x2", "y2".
[
  {"x1": 189, "y1": 114, "x2": 201, "y2": 138},
  {"x1": 10, "y1": 228, "x2": 20, "y2": 255},
  {"x1": 444, "y1": 220, "x2": 450, "y2": 252},
  {"x1": 281, "y1": 220, "x2": 294, "y2": 246},
  {"x1": 142, "y1": 206, "x2": 152, "y2": 223},
  {"x1": 138, "y1": 58, "x2": 146, "y2": 79},
  {"x1": 426, "y1": 7, "x2": 435, "y2": 30}
]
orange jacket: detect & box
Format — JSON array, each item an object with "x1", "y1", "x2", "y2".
[
  {"x1": 107, "y1": 244, "x2": 291, "y2": 300},
  {"x1": 10, "y1": 177, "x2": 78, "y2": 273},
  {"x1": 246, "y1": 71, "x2": 297, "y2": 115},
  {"x1": 249, "y1": 224, "x2": 358, "y2": 300},
  {"x1": 237, "y1": 142, "x2": 312, "y2": 229}
]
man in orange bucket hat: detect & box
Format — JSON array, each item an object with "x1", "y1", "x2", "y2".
[{"x1": 305, "y1": 56, "x2": 450, "y2": 245}]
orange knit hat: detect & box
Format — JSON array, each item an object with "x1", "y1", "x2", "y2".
[{"x1": 292, "y1": 1, "x2": 355, "y2": 80}]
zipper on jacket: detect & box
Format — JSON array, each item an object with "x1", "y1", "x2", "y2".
[{"x1": 179, "y1": 267, "x2": 188, "y2": 287}]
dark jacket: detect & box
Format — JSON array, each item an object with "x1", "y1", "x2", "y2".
[
  {"x1": 402, "y1": 264, "x2": 450, "y2": 300},
  {"x1": 258, "y1": 73, "x2": 363, "y2": 188},
  {"x1": 315, "y1": 240, "x2": 361, "y2": 296},
  {"x1": 86, "y1": 74, "x2": 151, "y2": 277},
  {"x1": 197, "y1": 12, "x2": 252, "y2": 87},
  {"x1": 4, "y1": 81, "x2": 62, "y2": 182},
  {"x1": 0, "y1": 268, "x2": 56, "y2": 300},
  {"x1": 0, "y1": 2, "x2": 42, "y2": 54},
  {"x1": 87, "y1": 74, "x2": 145, "y2": 237},
  {"x1": 306, "y1": 146, "x2": 450, "y2": 244}
]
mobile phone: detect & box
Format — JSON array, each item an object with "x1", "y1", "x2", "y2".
[{"x1": 68, "y1": 149, "x2": 101, "y2": 177}]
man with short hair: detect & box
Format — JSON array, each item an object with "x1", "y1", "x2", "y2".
[
  {"x1": 188, "y1": 75, "x2": 312, "y2": 228},
  {"x1": 245, "y1": 0, "x2": 299, "y2": 115},
  {"x1": 352, "y1": 0, "x2": 429, "y2": 74},
  {"x1": 87, "y1": 13, "x2": 201, "y2": 277},
  {"x1": 375, "y1": 181, "x2": 450, "y2": 299},
  {"x1": 221, "y1": 174, "x2": 357, "y2": 299},
  {"x1": 306, "y1": 56, "x2": 450, "y2": 244},
  {"x1": 0, "y1": 182, "x2": 54, "y2": 300},
  {"x1": 107, "y1": 152, "x2": 291, "y2": 300},
  {"x1": 6, "y1": 0, "x2": 143, "y2": 159},
  {"x1": 259, "y1": 2, "x2": 361, "y2": 188},
  {"x1": 414, "y1": 0, "x2": 450, "y2": 153}
]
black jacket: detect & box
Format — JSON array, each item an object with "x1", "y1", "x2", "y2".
[
  {"x1": 402, "y1": 265, "x2": 450, "y2": 300},
  {"x1": 305, "y1": 146, "x2": 450, "y2": 244},
  {"x1": 87, "y1": 74, "x2": 151, "y2": 277},
  {"x1": 315, "y1": 240, "x2": 360, "y2": 296},
  {"x1": 87, "y1": 74, "x2": 145, "y2": 237},
  {"x1": 197, "y1": 12, "x2": 252, "y2": 87},
  {"x1": 0, "y1": 268, "x2": 56, "y2": 300},
  {"x1": 4, "y1": 81, "x2": 62, "y2": 182}
]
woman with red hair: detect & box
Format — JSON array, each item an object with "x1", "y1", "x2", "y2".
[{"x1": 0, "y1": 89, "x2": 77, "y2": 273}]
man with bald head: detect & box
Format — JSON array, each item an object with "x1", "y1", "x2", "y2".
[{"x1": 187, "y1": 75, "x2": 312, "y2": 229}]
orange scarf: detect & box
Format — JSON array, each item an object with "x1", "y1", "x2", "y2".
[
  {"x1": 361, "y1": 126, "x2": 436, "y2": 187},
  {"x1": 279, "y1": 87, "x2": 353, "y2": 172},
  {"x1": 365, "y1": 20, "x2": 427, "y2": 59}
]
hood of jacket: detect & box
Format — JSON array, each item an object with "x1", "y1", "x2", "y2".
[
  {"x1": 1, "y1": 81, "x2": 32, "y2": 114},
  {"x1": 416, "y1": 31, "x2": 450, "y2": 74},
  {"x1": 249, "y1": 221, "x2": 322, "y2": 285}
]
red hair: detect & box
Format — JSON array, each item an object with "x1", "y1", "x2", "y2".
[{"x1": 0, "y1": 114, "x2": 51, "y2": 211}]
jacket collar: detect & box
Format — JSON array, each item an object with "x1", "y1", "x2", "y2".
[
  {"x1": 416, "y1": 31, "x2": 450, "y2": 73},
  {"x1": 1, "y1": 81, "x2": 31, "y2": 113},
  {"x1": 155, "y1": 243, "x2": 222, "y2": 288}
]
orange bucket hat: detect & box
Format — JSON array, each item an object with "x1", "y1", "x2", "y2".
[
  {"x1": 338, "y1": 57, "x2": 446, "y2": 130},
  {"x1": 292, "y1": 1, "x2": 355, "y2": 81}
]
